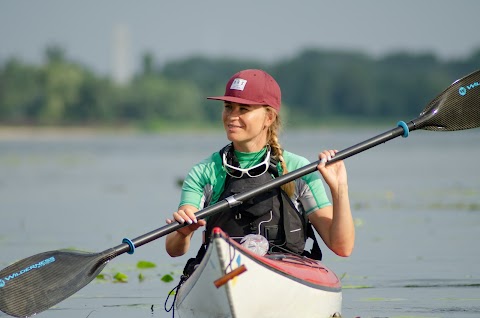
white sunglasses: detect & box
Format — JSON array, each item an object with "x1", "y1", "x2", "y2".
[{"x1": 222, "y1": 146, "x2": 271, "y2": 178}]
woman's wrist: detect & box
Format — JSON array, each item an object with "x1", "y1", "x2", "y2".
[{"x1": 330, "y1": 183, "x2": 348, "y2": 198}]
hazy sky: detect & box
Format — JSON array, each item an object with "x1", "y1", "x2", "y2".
[{"x1": 1, "y1": 0, "x2": 480, "y2": 76}]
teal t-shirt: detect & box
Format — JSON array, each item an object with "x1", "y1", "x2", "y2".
[{"x1": 179, "y1": 148, "x2": 331, "y2": 217}]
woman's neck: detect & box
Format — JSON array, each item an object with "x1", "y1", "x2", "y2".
[
  {"x1": 232, "y1": 140, "x2": 267, "y2": 153},
  {"x1": 231, "y1": 134, "x2": 269, "y2": 152}
]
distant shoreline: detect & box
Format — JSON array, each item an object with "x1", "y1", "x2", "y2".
[
  {"x1": 0, "y1": 124, "x2": 231, "y2": 140},
  {"x1": 0, "y1": 126, "x2": 134, "y2": 140},
  {"x1": 0, "y1": 119, "x2": 401, "y2": 141}
]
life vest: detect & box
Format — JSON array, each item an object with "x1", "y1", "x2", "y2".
[
  {"x1": 205, "y1": 144, "x2": 306, "y2": 254},
  {"x1": 181, "y1": 144, "x2": 322, "y2": 279}
]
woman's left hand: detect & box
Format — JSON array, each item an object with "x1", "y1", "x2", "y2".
[{"x1": 317, "y1": 149, "x2": 348, "y2": 191}]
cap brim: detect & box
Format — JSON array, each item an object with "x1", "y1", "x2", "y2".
[{"x1": 207, "y1": 96, "x2": 263, "y2": 105}]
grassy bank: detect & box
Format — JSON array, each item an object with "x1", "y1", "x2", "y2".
[{"x1": 0, "y1": 117, "x2": 401, "y2": 140}]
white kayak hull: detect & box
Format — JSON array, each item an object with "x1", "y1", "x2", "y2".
[{"x1": 175, "y1": 228, "x2": 342, "y2": 318}]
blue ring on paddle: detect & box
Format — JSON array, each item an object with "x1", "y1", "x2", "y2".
[
  {"x1": 397, "y1": 121, "x2": 409, "y2": 138},
  {"x1": 122, "y1": 238, "x2": 135, "y2": 254}
]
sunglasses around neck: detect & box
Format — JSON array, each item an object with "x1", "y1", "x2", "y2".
[{"x1": 222, "y1": 146, "x2": 271, "y2": 178}]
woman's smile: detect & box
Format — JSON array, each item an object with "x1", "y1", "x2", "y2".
[{"x1": 226, "y1": 123, "x2": 243, "y2": 130}]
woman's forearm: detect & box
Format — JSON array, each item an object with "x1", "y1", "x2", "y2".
[
  {"x1": 329, "y1": 184, "x2": 355, "y2": 256},
  {"x1": 165, "y1": 231, "x2": 192, "y2": 257}
]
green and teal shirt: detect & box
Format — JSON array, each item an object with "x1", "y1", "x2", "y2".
[{"x1": 179, "y1": 147, "x2": 332, "y2": 218}]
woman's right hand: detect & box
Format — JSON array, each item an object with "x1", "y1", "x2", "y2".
[{"x1": 166, "y1": 206, "x2": 206, "y2": 237}]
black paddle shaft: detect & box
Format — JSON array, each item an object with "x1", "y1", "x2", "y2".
[
  {"x1": 124, "y1": 123, "x2": 410, "y2": 251},
  {"x1": 114, "y1": 69, "x2": 480, "y2": 254}
]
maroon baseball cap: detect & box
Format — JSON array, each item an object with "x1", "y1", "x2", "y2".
[{"x1": 207, "y1": 69, "x2": 281, "y2": 112}]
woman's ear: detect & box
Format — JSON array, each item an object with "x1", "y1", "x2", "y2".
[{"x1": 264, "y1": 107, "x2": 276, "y2": 128}]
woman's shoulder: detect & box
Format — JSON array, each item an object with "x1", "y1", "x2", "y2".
[
  {"x1": 199, "y1": 151, "x2": 222, "y2": 164},
  {"x1": 281, "y1": 149, "x2": 310, "y2": 168},
  {"x1": 187, "y1": 151, "x2": 224, "y2": 180},
  {"x1": 281, "y1": 150, "x2": 322, "y2": 183}
]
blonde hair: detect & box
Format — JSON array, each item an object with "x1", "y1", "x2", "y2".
[{"x1": 266, "y1": 107, "x2": 295, "y2": 198}]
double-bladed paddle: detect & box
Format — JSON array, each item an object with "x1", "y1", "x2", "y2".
[{"x1": 1, "y1": 69, "x2": 479, "y2": 317}]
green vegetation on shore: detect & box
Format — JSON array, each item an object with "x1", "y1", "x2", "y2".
[{"x1": 1, "y1": 45, "x2": 479, "y2": 129}]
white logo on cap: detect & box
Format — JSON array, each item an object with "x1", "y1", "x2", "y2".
[{"x1": 230, "y1": 78, "x2": 247, "y2": 91}]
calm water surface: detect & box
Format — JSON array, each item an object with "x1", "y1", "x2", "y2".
[{"x1": 1, "y1": 128, "x2": 479, "y2": 318}]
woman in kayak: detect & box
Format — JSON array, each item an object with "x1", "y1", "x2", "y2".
[{"x1": 165, "y1": 69, "x2": 354, "y2": 266}]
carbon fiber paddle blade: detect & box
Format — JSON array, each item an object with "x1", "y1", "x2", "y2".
[
  {"x1": 418, "y1": 70, "x2": 480, "y2": 131},
  {"x1": 0, "y1": 249, "x2": 113, "y2": 317}
]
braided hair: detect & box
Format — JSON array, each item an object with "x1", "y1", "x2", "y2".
[{"x1": 266, "y1": 107, "x2": 295, "y2": 198}]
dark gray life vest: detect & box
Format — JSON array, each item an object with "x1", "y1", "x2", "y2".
[
  {"x1": 181, "y1": 144, "x2": 323, "y2": 280},
  {"x1": 204, "y1": 144, "x2": 322, "y2": 258}
]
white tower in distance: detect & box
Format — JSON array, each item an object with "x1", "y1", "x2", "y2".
[{"x1": 111, "y1": 24, "x2": 132, "y2": 85}]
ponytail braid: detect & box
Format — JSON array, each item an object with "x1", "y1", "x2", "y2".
[{"x1": 266, "y1": 108, "x2": 295, "y2": 198}]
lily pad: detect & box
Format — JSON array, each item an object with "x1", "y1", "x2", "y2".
[
  {"x1": 161, "y1": 274, "x2": 174, "y2": 283},
  {"x1": 114, "y1": 272, "x2": 128, "y2": 283},
  {"x1": 137, "y1": 260, "x2": 157, "y2": 269},
  {"x1": 342, "y1": 284, "x2": 373, "y2": 289}
]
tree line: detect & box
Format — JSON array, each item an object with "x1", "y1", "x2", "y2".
[{"x1": 1, "y1": 45, "x2": 479, "y2": 129}]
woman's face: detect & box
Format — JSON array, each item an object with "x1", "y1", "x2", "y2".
[{"x1": 222, "y1": 102, "x2": 275, "y2": 152}]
